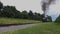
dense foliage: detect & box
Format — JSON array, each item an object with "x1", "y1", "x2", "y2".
[
  {"x1": 55, "y1": 15, "x2": 60, "y2": 23},
  {"x1": 0, "y1": 1, "x2": 52, "y2": 21},
  {"x1": 0, "y1": 5, "x2": 42, "y2": 20}
]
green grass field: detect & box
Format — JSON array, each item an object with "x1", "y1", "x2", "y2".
[
  {"x1": 2, "y1": 23, "x2": 60, "y2": 34},
  {"x1": 0, "y1": 17, "x2": 41, "y2": 24}
]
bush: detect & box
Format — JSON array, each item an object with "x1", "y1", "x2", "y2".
[{"x1": 55, "y1": 15, "x2": 60, "y2": 23}]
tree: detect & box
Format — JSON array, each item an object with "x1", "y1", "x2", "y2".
[
  {"x1": 1, "y1": 6, "x2": 21, "y2": 18},
  {"x1": 55, "y1": 15, "x2": 60, "y2": 23},
  {"x1": 2, "y1": 6, "x2": 16, "y2": 17},
  {"x1": 33, "y1": 12, "x2": 42, "y2": 20},
  {"x1": 0, "y1": 2, "x2": 3, "y2": 10},
  {"x1": 21, "y1": 10, "x2": 28, "y2": 19},
  {"x1": 28, "y1": 10, "x2": 33, "y2": 19}
]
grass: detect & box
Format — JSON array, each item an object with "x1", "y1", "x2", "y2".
[
  {"x1": 2, "y1": 23, "x2": 60, "y2": 34},
  {"x1": 0, "y1": 17, "x2": 41, "y2": 24}
]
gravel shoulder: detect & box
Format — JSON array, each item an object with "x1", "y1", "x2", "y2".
[{"x1": 0, "y1": 23, "x2": 38, "y2": 33}]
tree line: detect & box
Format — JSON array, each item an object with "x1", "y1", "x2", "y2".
[
  {"x1": 0, "y1": 6, "x2": 42, "y2": 20},
  {"x1": 0, "y1": 2, "x2": 52, "y2": 21}
]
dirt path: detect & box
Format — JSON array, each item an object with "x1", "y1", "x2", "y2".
[{"x1": 0, "y1": 23, "x2": 38, "y2": 33}]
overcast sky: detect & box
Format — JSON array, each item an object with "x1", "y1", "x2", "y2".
[
  {"x1": 0, "y1": 0, "x2": 60, "y2": 21},
  {"x1": 0, "y1": 0, "x2": 43, "y2": 14}
]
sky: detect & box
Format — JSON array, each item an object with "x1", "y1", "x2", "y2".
[
  {"x1": 0, "y1": 0, "x2": 43, "y2": 14},
  {"x1": 0, "y1": 0, "x2": 60, "y2": 21},
  {"x1": 47, "y1": 0, "x2": 60, "y2": 21}
]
